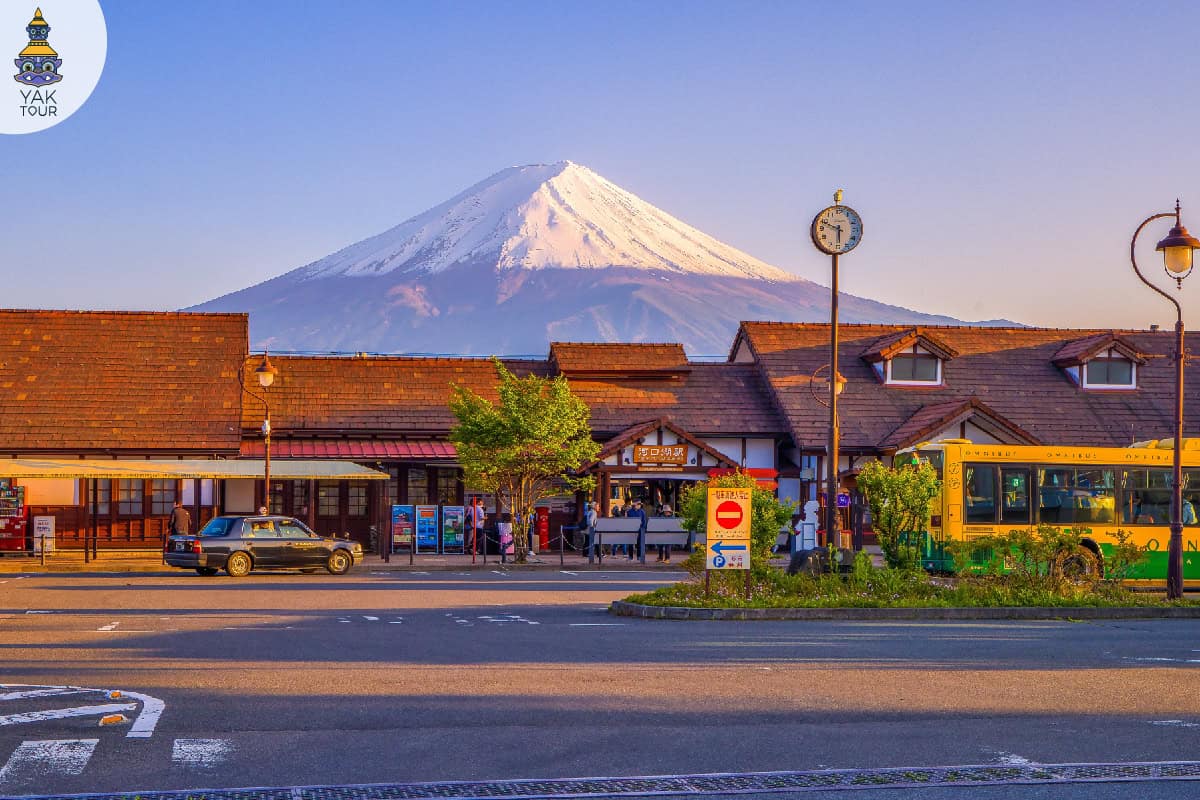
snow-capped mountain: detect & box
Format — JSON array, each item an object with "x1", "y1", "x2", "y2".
[{"x1": 191, "y1": 161, "x2": 985, "y2": 355}]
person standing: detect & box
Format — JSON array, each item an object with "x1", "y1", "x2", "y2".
[
  {"x1": 169, "y1": 500, "x2": 191, "y2": 536},
  {"x1": 584, "y1": 501, "x2": 599, "y2": 564},
  {"x1": 655, "y1": 505, "x2": 673, "y2": 563},
  {"x1": 627, "y1": 499, "x2": 647, "y2": 563}
]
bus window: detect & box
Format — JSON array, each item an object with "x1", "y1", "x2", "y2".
[
  {"x1": 1123, "y1": 469, "x2": 1171, "y2": 524},
  {"x1": 1184, "y1": 470, "x2": 1200, "y2": 526},
  {"x1": 964, "y1": 464, "x2": 997, "y2": 524},
  {"x1": 1000, "y1": 468, "x2": 1030, "y2": 525},
  {"x1": 1038, "y1": 467, "x2": 1116, "y2": 525}
]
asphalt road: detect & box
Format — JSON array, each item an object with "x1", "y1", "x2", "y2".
[{"x1": 3, "y1": 569, "x2": 1200, "y2": 799}]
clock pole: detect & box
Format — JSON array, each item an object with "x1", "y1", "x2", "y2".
[
  {"x1": 827, "y1": 244, "x2": 840, "y2": 554},
  {"x1": 810, "y1": 188, "x2": 862, "y2": 557}
]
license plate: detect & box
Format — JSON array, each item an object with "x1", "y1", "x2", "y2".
[{"x1": 174, "y1": 542, "x2": 185, "y2": 551}]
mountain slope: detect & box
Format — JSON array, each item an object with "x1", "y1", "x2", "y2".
[{"x1": 192, "y1": 161, "x2": 988, "y2": 355}]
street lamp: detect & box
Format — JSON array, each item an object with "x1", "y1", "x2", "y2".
[
  {"x1": 241, "y1": 353, "x2": 279, "y2": 513},
  {"x1": 1130, "y1": 201, "x2": 1200, "y2": 600}
]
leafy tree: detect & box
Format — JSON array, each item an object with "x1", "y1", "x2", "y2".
[
  {"x1": 449, "y1": 358, "x2": 599, "y2": 562},
  {"x1": 679, "y1": 470, "x2": 795, "y2": 569},
  {"x1": 856, "y1": 458, "x2": 941, "y2": 570}
]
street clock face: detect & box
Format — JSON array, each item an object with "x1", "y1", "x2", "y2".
[{"x1": 811, "y1": 205, "x2": 864, "y2": 255}]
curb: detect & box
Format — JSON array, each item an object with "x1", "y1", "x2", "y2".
[
  {"x1": 609, "y1": 600, "x2": 1200, "y2": 620},
  {"x1": 0, "y1": 560, "x2": 688, "y2": 576}
]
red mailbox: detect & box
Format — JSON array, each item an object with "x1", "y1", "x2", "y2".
[{"x1": 535, "y1": 507, "x2": 550, "y2": 550}]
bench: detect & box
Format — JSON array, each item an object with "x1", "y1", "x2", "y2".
[{"x1": 591, "y1": 518, "x2": 691, "y2": 564}]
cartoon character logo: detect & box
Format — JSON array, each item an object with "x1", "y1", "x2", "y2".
[{"x1": 14, "y1": 8, "x2": 62, "y2": 87}]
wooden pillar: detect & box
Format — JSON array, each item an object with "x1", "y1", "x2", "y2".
[
  {"x1": 600, "y1": 471, "x2": 611, "y2": 517},
  {"x1": 191, "y1": 478, "x2": 200, "y2": 532},
  {"x1": 306, "y1": 479, "x2": 316, "y2": 529},
  {"x1": 338, "y1": 481, "x2": 349, "y2": 535}
]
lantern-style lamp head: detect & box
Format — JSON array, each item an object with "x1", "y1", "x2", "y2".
[
  {"x1": 254, "y1": 353, "x2": 279, "y2": 388},
  {"x1": 1156, "y1": 201, "x2": 1200, "y2": 284},
  {"x1": 834, "y1": 372, "x2": 848, "y2": 396}
]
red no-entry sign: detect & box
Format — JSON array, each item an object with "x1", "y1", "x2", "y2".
[{"x1": 714, "y1": 500, "x2": 744, "y2": 529}]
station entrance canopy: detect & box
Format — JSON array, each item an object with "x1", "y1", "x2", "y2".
[{"x1": 0, "y1": 459, "x2": 388, "y2": 480}]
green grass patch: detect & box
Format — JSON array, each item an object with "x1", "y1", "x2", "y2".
[{"x1": 627, "y1": 563, "x2": 1200, "y2": 609}]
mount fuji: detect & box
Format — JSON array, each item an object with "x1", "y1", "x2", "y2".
[{"x1": 190, "y1": 161, "x2": 983, "y2": 355}]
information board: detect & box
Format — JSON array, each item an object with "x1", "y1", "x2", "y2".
[
  {"x1": 441, "y1": 505, "x2": 465, "y2": 553},
  {"x1": 705, "y1": 487, "x2": 751, "y2": 570},
  {"x1": 390, "y1": 505, "x2": 414, "y2": 552},
  {"x1": 415, "y1": 505, "x2": 440, "y2": 553}
]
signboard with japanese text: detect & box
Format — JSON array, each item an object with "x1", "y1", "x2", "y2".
[
  {"x1": 705, "y1": 486, "x2": 751, "y2": 570},
  {"x1": 415, "y1": 505, "x2": 440, "y2": 553},
  {"x1": 441, "y1": 505, "x2": 465, "y2": 553},
  {"x1": 633, "y1": 444, "x2": 689, "y2": 464},
  {"x1": 390, "y1": 505, "x2": 414, "y2": 552}
]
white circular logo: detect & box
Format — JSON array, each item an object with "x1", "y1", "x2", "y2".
[{"x1": 1, "y1": 1, "x2": 106, "y2": 135}]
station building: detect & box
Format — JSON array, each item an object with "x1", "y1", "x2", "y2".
[{"x1": 1, "y1": 309, "x2": 1196, "y2": 551}]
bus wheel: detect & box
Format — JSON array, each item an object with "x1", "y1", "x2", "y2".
[{"x1": 1055, "y1": 546, "x2": 1099, "y2": 581}]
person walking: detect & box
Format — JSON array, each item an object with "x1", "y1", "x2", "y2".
[
  {"x1": 655, "y1": 505, "x2": 673, "y2": 563},
  {"x1": 628, "y1": 499, "x2": 647, "y2": 563},
  {"x1": 584, "y1": 501, "x2": 599, "y2": 564},
  {"x1": 169, "y1": 500, "x2": 191, "y2": 536},
  {"x1": 466, "y1": 498, "x2": 486, "y2": 555}
]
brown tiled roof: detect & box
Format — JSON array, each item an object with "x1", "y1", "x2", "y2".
[
  {"x1": 550, "y1": 342, "x2": 690, "y2": 375},
  {"x1": 565, "y1": 362, "x2": 785, "y2": 437},
  {"x1": 878, "y1": 398, "x2": 1041, "y2": 450},
  {"x1": 860, "y1": 327, "x2": 959, "y2": 362},
  {"x1": 737, "y1": 321, "x2": 1193, "y2": 452},
  {"x1": 241, "y1": 355, "x2": 550, "y2": 436},
  {"x1": 0, "y1": 310, "x2": 246, "y2": 453},
  {"x1": 1051, "y1": 332, "x2": 1147, "y2": 366}
]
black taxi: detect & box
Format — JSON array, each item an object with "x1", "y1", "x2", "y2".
[{"x1": 164, "y1": 515, "x2": 362, "y2": 577}]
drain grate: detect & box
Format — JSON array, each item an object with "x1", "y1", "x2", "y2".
[{"x1": 13, "y1": 761, "x2": 1200, "y2": 800}]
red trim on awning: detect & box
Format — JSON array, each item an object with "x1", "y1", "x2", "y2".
[
  {"x1": 706, "y1": 467, "x2": 779, "y2": 490},
  {"x1": 239, "y1": 440, "x2": 457, "y2": 459}
]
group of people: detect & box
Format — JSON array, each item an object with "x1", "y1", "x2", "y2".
[{"x1": 581, "y1": 499, "x2": 675, "y2": 562}]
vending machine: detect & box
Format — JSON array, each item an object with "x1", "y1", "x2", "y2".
[{"x1": 0, "y1": 479, "x2": 27, "y2": 552}]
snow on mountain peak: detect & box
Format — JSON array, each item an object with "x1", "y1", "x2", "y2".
[{"x1": 300, "y1": 161, "x2": 798, "y2": 282}]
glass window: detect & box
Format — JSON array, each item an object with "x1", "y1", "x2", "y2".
[
  {"x1": 290, "y1": 480, "x2": 310, "y2": 518},
  {"x1": 150, "y1": 480, "x2": 175, "y2": 515},
  {"x1": 1125, "y1": 468, "x2": 1182, "y2": 525},
  {"x1": 87, "y1": 480, "x2": 110, "y2": 515},
  {"x1": 407, "y1": 468, "x2": 428, "y2": 505},
  {"x1": 317, "y1": 483, "x2": 339, "y2": 517},
  {"x1": 385, "y1": 466, "x2": 400, "y2": 507},
  {"x1": 198, "y1": 517, "x2": 236, "y2": 537},
  {"x1": 890, "y1": 354, "x2": 939, "y2": 382},
  {"x1": 1038, "y1": 467, "x2": 1116, "y2": 525},
  {"x1": 117, "y1": 479, "x2": 144, "y2": 516},
  {"x1": 348, "y1": 482, "x2": 368, "y2": 517},
  {"x1": 436, "y1": 468, "x2": 459, "y2": 504},
  {"x1": 268, "y1": 481, "x2": 285, "y2": 515},
  {"x1": 278, "y1": 519, "x2": 315, "y2": 538},
  {"x1": 964, "y1": 465, "x2": 997, "y2": 524},
  {"x1": 1000, "y1": 468, "x2": 1030, "y2": 525},
  {"x1": 245, "y1": 519, "x2": 280, "y2": 538},
  {"x1": 1085, "y1": 358, "x2": 1134, "y2": 386}
]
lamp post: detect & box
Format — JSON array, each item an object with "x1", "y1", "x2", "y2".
[
  {"x1": 811, "y1": 191, "x2": 864, "y2": 551},
  {"x1": 1130, "y1": 201, "x2": 1200, "y2": 600},
  {"x1": 241, "y1": 353, "x2": 279, "y2": 512}
]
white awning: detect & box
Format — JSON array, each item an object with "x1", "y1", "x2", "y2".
[{"x1": 0, "y1": 459, "x2": 388, "y2": 480}]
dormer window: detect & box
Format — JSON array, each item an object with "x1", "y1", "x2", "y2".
[
  {"x1": 1082, "y1": 348, "x2": 1136, "y2": 389},
  {"x1": 882, "y1": 344, "x2": 942, "y2": 385}
]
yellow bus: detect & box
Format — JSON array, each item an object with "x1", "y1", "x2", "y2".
[{"x1": 898, "y1": 439, "x2": 1200, "y2": 579}]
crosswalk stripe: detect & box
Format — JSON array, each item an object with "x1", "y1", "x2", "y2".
[
  {"x1": 0, "y1": 739, "x2": 97, "y2": 783},
  {"x1": 171, "y1": 738, "x2": 233, "y2": 769},
  {"x1": 0, "y1": 703, "x2": 136, "y2": 727}
]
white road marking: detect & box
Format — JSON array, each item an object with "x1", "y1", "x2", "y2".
[
  {"x1": 490, "y1": 571, "x2": 509, "y2": 577},
  {"x1": 24, "y1": 610, "x2": 50, "y2": 614},
  {"x1": 362, "y1": 616, "x2": 379, "y2": 621},
  {"x1": 97, "y1": 622, "x2": 119, "y2": 631},
  {"x1": 0, "y1": 703, "x2": 136, "y2": 727},
  {"x1": 0, "y1": 688, "x2": 88, "y2": 702},
  {"x1": 993, "y1": 752, "x2": 1033, "y2": 765},
  {"x1": 171, "y1": 738, "x2": 234, "y2": 769},
  {"x1": 1124, "y1": 656, "x2": 1200, "y2": 664},
  {"x1": 121, "y1": 690, "x2": 165, "y2": 739},
  {"x1": 478, "y1": 614, "x2": 539, "y2": 625},
  {"x1": 1152, "y1": 719, "x2": 1200, "y2": 728},
  {"x1": 0, "y1": 739, "x2": 97, "y2": 783},
  {"x1": 14, "y1": 576, "x2": 25, "y2": 580},
  {"x1": 569, "y1": 623, "x2": 625, "y2": 627},
  {"x1": 561, "y1": 571, "x2": 578, "y2": 575}
]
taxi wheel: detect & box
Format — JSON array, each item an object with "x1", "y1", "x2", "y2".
[
  {"x1": 225, "y1": 551, "x2": 253, "y2": 577},
  {"x1": 326, "y1": 550, "x2": 352, "y2": 575},
  {"x1": 195, "y1": 567, "x2": 219, "y2": 576}
]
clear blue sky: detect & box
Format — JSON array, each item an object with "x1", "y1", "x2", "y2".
[{"x1": 5, "y1": 0, "x2": 1200, "y2": 329}]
